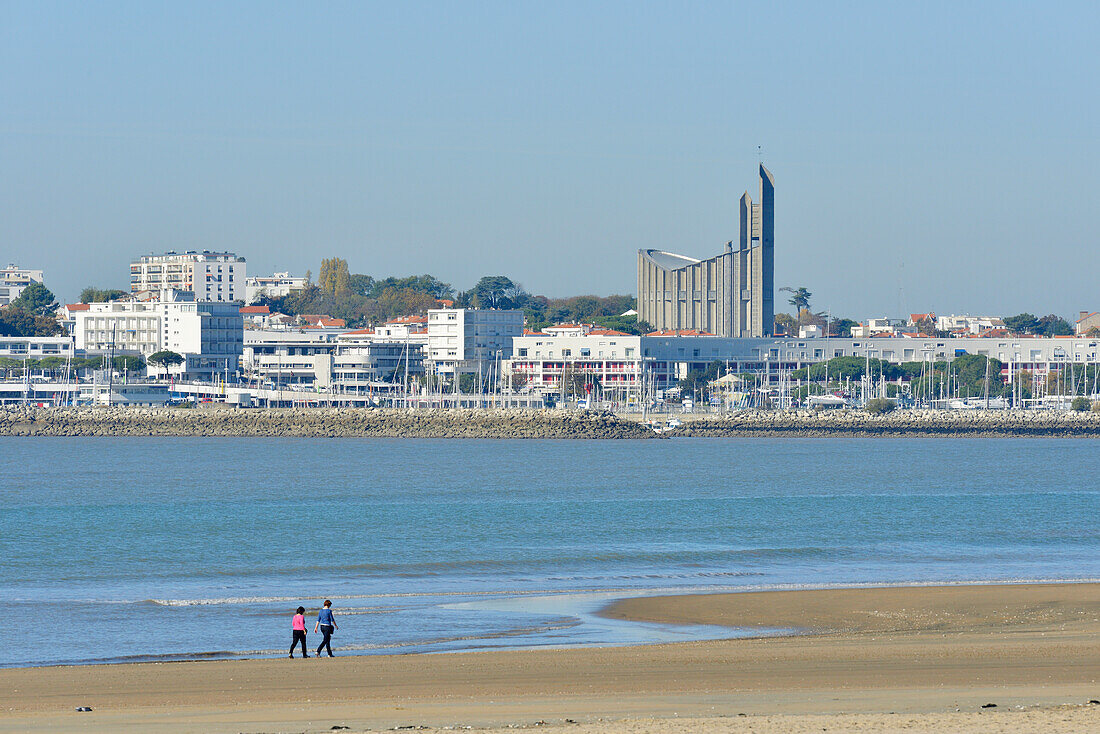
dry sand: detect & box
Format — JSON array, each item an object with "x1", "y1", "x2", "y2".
[{"x1": 2, "y1": 583, "x2": 1098, "y2": 732}]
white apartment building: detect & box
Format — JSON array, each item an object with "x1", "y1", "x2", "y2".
[
  {"x1": 244, "y1": 272, "x2": 307, "y2": 303},
  {"x1": 74, "y1": 293, "x2": 244, "y2": 377},
  {"x1": 242, "y1": 329, "x2": 422, "y2": 391},
  {"x1": 130, "y1": 251, "x2": 246, "y2": 302},
  {"x1": 0, "y1": 264, "x2": 44, "y2": 306},
  {"x1": 426, "y1": 308, "x2": 523, "y2": 377}
]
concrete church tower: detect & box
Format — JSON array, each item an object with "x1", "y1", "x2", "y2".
[{"x1": 637, "y1": 165, "x2": 775, "y2": 338}]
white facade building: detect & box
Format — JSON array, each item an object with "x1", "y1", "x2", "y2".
[
  {"x1": 0, "y1": 264, "x2": 45, "y2": 306},
  {"x1": 242, "y1": 328, "x2": 423, "y2": 391},
  {"x1": 0, "y1": 336, "x2": 74, "y2": 360},
  {"x1": 74, "y1": 293, "x2": 243, "y2": 377},
  {"x1": 244, "y1": 272, "x2": 307, "y2": 303},
  {"x1": 130, "y1": 251, "x2": 246, "y2": 302},
  {"x1": 426, "y1": 308, "x2": 523, "y2": 376},
  {"x1": 505, "y1": 332, "x2": 1100, "y2": 402},
  {"x1": 936, "y1": 314, "x2": 1004, "y2": 335}
]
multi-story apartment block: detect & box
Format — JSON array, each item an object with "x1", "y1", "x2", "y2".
[
  {"x1": 0, "y1": 264, "x2": 45, "y2": 306},
  {"x1": 74, "y1": 291, "x2": 243, "y2": 377},
  {"x1": 244, "y1": 272, "x2": 307, "y2": 303},
  {"x1": 130, "y1": 251, "x2": 246, "y2": 302},
  {"x1": 426, "y1": 308, "x2": 524, "y2": 377}
]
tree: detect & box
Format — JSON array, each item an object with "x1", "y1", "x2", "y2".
[
  {"x1": 0, "y1": 306, "x2": 63, "y2": 337},
  {"x1": 829, "y1": 318, "x2": 859, "y2": 337},
  {"x1": 1003, "y1": 313, "x2": 1039, "y2": 335},
  {"x1": 472, "y1": 276, "x2": 518, "y2": 309},
  {"x1": 1087, "y1": 327, "x2": 1100, "y2": 338},
  {"x1": 779, "y1": 287, "x2": 812, "y2": 319},
  {"x1": 318, "y1": 258, "x2": 351, "y2": 298},
  {"x1": 11, "y1": 282, "x2": 58, "y2": 316},
  {"x1": 774, "y1": 313, "x2": 797, "y2": 336},
  {"x1": 79, "y1": 287, "x2": 129, "y2": 303},
  {"x1": 148, "y1": 350, "x2": 185, "y2": 368},
  {"x1": 1035, "y1": 314, "x2": 1073, "y2": 337}
]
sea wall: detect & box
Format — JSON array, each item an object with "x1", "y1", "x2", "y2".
[
  {"x1": 3, "y1": 407, "x2": 1100, "y2": 438},
  {"x1": 0, "y1": 406, "x2": 655, "y2": 439},
  {"x1": 667, "y1": 409, "x2": 1100, "y2": 437}
]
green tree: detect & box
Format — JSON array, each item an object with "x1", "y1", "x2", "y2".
[
  {"x1": 79, "y1": 287, "x2": 129, "y2": 303},
  {"x1": 779, "y1": 286, "x2": 812, "y2": 321},
  {"x1": 11, "y1": 282, "x2": 58, "y2": 316},
  {"x1": 1003, "y1": 313, "x2": 1039, "y2": 335},
  {"x1": 0, "y1": 306, "x2": 63, "y2": 337},
  {"x1": 829, "y1": 318, "x2": 859, "y2": 337},
  {"x1": 1036, "y1": 314, "x2": 1073, "y2": 337},
  {"x1": 472, "y1": 276, "x2": 519, "y2": 309},
  {"x1": 148, "y1": 350, "x2": 185, "y2": 368}
]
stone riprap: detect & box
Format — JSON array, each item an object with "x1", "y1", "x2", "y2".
[
  {"x1": 0, "y1": 407, "x2": 655, "y2": 439},
  {"x1": 666, "y1": 409, "x2": 1100, "y2": 437}
]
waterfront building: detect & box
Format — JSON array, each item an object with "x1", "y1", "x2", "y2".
[
  {"x1": 0, "y1": 336, "x2": 75, "y2": 360},
  {"x1": 244, "y1": 272, "x2": 307, "y2": 303},
  {"x1": 130, "y1": 251, "x2": 246, "y2": 302},
  {"x1": 242, "y1": 328, "x2": 423, "y2": 391},
  {"x1": 0, "y1": 264, "x2": 45, "y2": 306},
  {"x1": 636, "y1": 165, "x2": 774, "y2": 338},
  {"x1": 74, "y1": 291, "x2": 244, "y2": 378},
  {"x1": 505, "y1": 331, "x2": 1100, "y2": 402},
  {"x1": 426, "y1": 308, "x2": 523, "y2": 378}
]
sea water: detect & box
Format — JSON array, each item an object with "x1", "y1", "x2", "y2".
[{"x1": 2, "y1": 437, "x2": 1098, "y2": 668}]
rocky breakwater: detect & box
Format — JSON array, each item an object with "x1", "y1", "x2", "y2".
[
  {"x1": 0, "y1": 406, "x2": 656, "y2": 439},
  {"x1": 670, "y1": 409, "x2": 1100, "y2": 437}
]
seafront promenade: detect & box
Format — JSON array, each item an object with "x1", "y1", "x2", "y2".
[{"x1": 5, "y1": 405, "x2": 1100, "y2": 437}]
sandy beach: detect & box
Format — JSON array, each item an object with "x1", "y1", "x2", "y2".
[{"x1": 2, "y1": 583, "x2": 1098, "y2": 733}]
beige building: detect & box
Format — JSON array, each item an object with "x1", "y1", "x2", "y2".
[
  {"x1": 130, "y1": 251, "x2": 246, "y2": 302},
  {"x1": 637, "y1": 165, "x2": 774, "y2": 338}
]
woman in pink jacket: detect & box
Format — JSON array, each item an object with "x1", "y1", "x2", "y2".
[{"x1": 289, "y1": 606, "x2": 309, "y2": 658}]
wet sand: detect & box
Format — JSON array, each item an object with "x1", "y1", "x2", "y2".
[{"x1": 2, "y1": 583, "x2": 1098, "y2": 732}]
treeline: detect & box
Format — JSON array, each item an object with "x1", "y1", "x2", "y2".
[
  {"x1": 0, "y1": 355, "x2": 145, "y2": 375},
  {"x1": 258, "y1": 258, "x2": 642, "y2": 330}
]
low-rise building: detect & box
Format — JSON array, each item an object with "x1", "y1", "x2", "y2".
[
  {"x1": 1076, "y1": 311, "x2": 1100, "y2": 336},
  {"x1": 244, "y1": 272, "x2": 307, "y2": 303}
]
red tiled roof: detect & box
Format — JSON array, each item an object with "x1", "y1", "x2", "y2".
[
  {"x1": 588, "y1": 329, "x2": 630, "y2": 336},
  {"x1": 341, "y1": 328, "x2": 375, "y2": 336},
  {"x1": 66, "y1": 303, "x2": 91, "y2": 311},
  {"x1": 436, "y1": 299, "x2": 454, "y2": 308},
  {"x1": 240, "y1": 305, "x2": 270, "y2": 314},
  {"x1": 386, "y1": 314, "x2": 428, "y2": 325}
]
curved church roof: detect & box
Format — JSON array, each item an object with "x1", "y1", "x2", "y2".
[{"x1": 639, "y1": 249, "x2": 702, "y2": 271}]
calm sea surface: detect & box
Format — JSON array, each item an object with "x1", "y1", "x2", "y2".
[{"x1": 2, "y1": 437, "x2": 1098, "y2": 668}]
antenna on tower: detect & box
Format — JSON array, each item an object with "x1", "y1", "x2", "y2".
[{"x1": 756, "y1": 144, "x2": 763, "y2": 163}]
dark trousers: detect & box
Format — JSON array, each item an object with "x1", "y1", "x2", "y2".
[
  {"x1": 317, "y1": 624, "x2": 334, "y2": 656},
  {"x1": 290, "y1": 629, "x2": 308, "y2": 657}
]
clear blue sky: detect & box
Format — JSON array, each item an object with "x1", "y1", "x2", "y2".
[{"x1": 2, "y1": 1, "x2": 1097, "y2": 318}]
